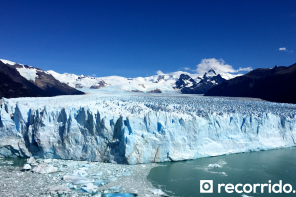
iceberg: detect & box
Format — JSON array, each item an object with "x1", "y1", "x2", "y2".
[{"x1": 0, "y1": 92, "x2": 296, "y2": 164}]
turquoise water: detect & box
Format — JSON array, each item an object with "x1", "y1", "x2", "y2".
[
  {"x1": 0, "y1": 157, "x2": 26, "y2": 167},
  {"x1": 147, "y1": 148, "x2": 296, "y2": 197}
]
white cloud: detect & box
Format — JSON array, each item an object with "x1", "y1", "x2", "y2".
[
  {"x1": 279, "y1": 47, "x2": 293, "y2": 53},
  {"x1": 196, "y1": 58, "x2": 252, "y2": 75},
  {"x1": 184, "y1": 67, "x2": 191, "y2": 70},
  {"x1": 92, "y1": 74, "x2": 96, "y2": 76},
  {"x1": 237, "y1": 67, "x2": 253, "y2": 72},
  {"x1": 156, "y1": 70, "x2": 164, "y2": 75}
]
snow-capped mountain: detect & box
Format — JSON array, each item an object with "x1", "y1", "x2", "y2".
[
  {"x1": 174, "y1": 69, "x2": 227, "y2": 94},
  {"x1": 0, "y1": 59, "x2": 84, "y2": 98},
  {"x1": 48, "y1": 69, "x2": 240, "y2": 94},
  {"x1": 47, "y1": 70, "x2": 200, "y2": 93},
  {"x1": 0, "y1": 58, "x2": 241, "y2": 96}
]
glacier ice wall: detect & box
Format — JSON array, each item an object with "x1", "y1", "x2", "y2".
[{"x1": 0, "y1": 93, "x2": 296, "y2": 164}]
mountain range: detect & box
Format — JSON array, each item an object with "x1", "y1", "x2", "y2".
[
  {"x1": 48, "y1": 67, "x2": 236, "y2": 93},
  {"x1": 0, "y1": 59, "x2": 241, "y2": 98},
  {"x1": 205, "y1": 63, "x2": 296, "y2": 104},
  {"x1": 1, "y1": 58, "x2": 296, "y2": 104}
]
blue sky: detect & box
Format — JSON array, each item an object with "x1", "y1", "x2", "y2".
[{"x1": 0, "y1": 0, "x2": 295, "y2": 77}]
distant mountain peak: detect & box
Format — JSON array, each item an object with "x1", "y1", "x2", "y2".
[
  {"x1": 208, "y1": 68, "x2": 217, "y2": 74},
  {"x1": 203, "y1": 69, "x2": 217, "y2": 79},
  {"x1": 175, "y1": 70, "x2": 226, "y2": 94}
]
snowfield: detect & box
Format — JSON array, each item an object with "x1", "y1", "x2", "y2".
[
  {"x1": 47, "y1": 69, "x2": 241, "y2": 93},
  {"x1": 1, "y1": 89, "x2": 296, "y2": 164}
]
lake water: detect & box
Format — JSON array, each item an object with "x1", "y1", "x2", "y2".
[
  {"x1": 0, "y1": 157, "x2": 26, "y2": 167},
  {"x1": 147, "y1": 147, "x2": 296, "y2": 197}
]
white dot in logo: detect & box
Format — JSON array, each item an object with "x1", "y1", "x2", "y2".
[{"x1": 204, "y1": 183, "x2": 210, "y2": 190}]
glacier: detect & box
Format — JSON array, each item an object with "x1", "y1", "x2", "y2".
[{"x1": 1, "y1": 89, "x2": 296, "y2": 164}]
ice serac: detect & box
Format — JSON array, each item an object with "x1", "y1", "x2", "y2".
[{"x1": 0, "y1": 94, "x2": 296, "y2": 164}]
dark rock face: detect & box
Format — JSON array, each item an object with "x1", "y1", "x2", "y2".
[
  {"x1": 138, "y1": 84, "x2": 145, "y2": 88},
  {"x1": 147, "y1": 88, "x2": 162, "y2": 93},
  {"x1": 205, "y1": 63, "x2": 296, "y2": 104},
  {"x1": 90, "y1": 80, "x2": 108, "y2": 89},
  {"x1": 0, "y1": 71, "x2": 37, "y2": 98},
  {"x1": 175, "y1": 70, "x2": 226, "y2": 94},
  {"x1": 0, "y1": 60, "x2": 84, "y2": 98},
  {"x1": 131, "y1": 90, "x2": 143, "y2": 93},
  {"x1": 175, "y1": 74, "x2": 197, "y2": 90},
  {"x1": 153, "y1": 75, "x2": 165, "y2": 83},
  {"x1": 75, "y1": 84, "x2": 84, "y2": 88},
  {"x1": 34, "y1": 70, "x2": 84, "y2": 96},
  {"x1": 0, "y1": 62, "x2": 49, "y2": 98}
]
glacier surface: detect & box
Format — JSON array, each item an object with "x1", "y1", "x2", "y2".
[{"x1": 1, "y1": 90, "x2": 296, "y2": 164}]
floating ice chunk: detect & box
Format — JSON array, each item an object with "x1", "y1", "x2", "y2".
[
  {"x1": 72, "y1": 177, "x2": 94, "y2": 185},
  {"x1": 108, "y1": 176, "x2": 117, "y2": 182},
  {"x1": 58, "y1": 167, "x2": 66, "y2": 171},
  {"x1": 150, "y1": 189, "x2": 165, "y2": 195},
  {"x1": 63, "y1": 174, "x2": 94, "y2": 185},
  {"x1": 208, "y1": 163, "x2": 221, "y2": 168},
  {"x1": 32, "y1": 163, "x2": 58, "y2": 174},
  {"x1": 48, "y1": 185, "x2": 71, "y2": 194},
  {"x1": 63, "y1": 175, "x2": 83, "y2": 180},
  {"x1": 103, "y1": 193, "x2": 136, "y2": 197},
  {"x1": 73, "y1": 169, "x2": 88, "y2": 177},
  {"x1": 122, "y1": 170, "x2": 132, "y2": 176},
  {"x1": 43, "y1": 159, "x2": 52, "y2": 163},
  {"x1": 65, "y1": 183, "x2": 76, "y2": 189},
  {"x1": 26, "y1": 157, "x2": 36, "y2": 164},
  {"x1": 130, "y1": 189, "x2": 138, "y2": 194},
  {"x1": 81, "y1": 183, "x2": 98, "y2": 194},
  {"x1": 109, "y1": 186, "x2": 122, "y2": 193},
  {"x1": 23, "y1": 164, "x2": 31, "y2": 171},
  {"x1": 94, "y1": 179, "x2": 106, "y2": 186},
  {"x1": 81, "y1": 163, "x2": 95, "y2": 167},
  {"x1": 94, "y1": 171, "x2": 103, "y2": 176},
  {"x1": 66, "y1": 162, "x2": 78, "y2": 167}
]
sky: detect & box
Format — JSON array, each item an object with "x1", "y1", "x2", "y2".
[{"x1": 0, "y1": 0, "x2": 295, "y2": 77}]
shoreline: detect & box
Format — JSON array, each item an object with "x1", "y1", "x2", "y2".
[{"x1": 0, "y1": 157, "x2": 167, "y2": 197}]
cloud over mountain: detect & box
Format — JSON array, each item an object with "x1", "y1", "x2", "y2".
[{"x1": 196, "y1": 58, "x2": 252, "y2": 75}]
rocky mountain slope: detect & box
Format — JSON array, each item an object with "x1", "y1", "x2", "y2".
[
  {"x1": 174, "y1": 69, "x2": 226, "y2": 94},
  {"x1": 0, "y1": 59, "x2": 84, "y2": 98},
  {"x1": 205, "y1": 63, "x2": 296, "y2": 104}
]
